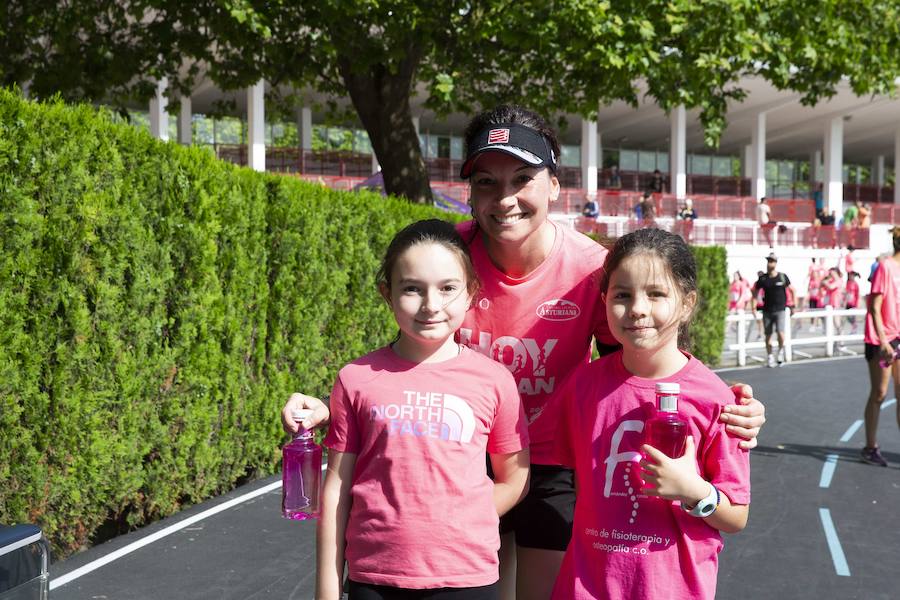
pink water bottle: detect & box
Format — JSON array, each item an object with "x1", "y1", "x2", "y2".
[
  {"x1": 282, "y1": 409, "x2": 322, "y2": 520},
  {"x1": 879, "y1": 347, "x2": 900, "y2": 369},
  {"x1": 643, "y1": 382, "x2": 688, "y2": 459}
]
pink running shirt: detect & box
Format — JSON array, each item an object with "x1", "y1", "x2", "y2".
[
  {"x1": 325, "y1": 346, "x2": 528, "y2": 589},
  {"x1": 552, "y1": 353, "x2": 751, "y2": 600},
  {"x1": 456, "y1": 219, "x2": 614, "y2": 464},
  {"x1": 845, "y1": 279, "x2": 859, "y2": 308},
  {"x1": 865, "y1": 258, "x2": 900, "y2": 345}
]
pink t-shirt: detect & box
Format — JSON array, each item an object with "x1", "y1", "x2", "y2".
[
  {"x1": 552, "y1": 353, "x2": 751, "y2": 600},
  {"x1": 728, "y1": 281, "x2": 743, "y2": 308},
  {"x1": 823, "y1": 276, "x2": 842, "y2": 308},
  {"x1": 808, "y1": 265, "x2": 824, "y2": 295},
  {"x1": 456, "y1": 219, "x2": 614, "y2": 464},
  {"x1": 845, "y1": 280, "x2": 859, "y2": 308},
  {"x1": 865, "y1": 258, "x2": 900, "y2": 345},
  {"x1": 324, "y1": 346, "x2": 528, "y2": 589}
]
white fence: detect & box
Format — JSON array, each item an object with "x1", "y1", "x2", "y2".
[{"x1": 725, "y1": 306, "x2": 867, "y2": 366}]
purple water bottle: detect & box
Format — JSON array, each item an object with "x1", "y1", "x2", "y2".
[
  {"x1": 282, "y1": 409, "x2": 322, "y2": 520},
  {"x1": 642, "y1": 383, "x2": 688, "y2": 459}
]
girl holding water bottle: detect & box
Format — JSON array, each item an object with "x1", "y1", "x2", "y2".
[
  {"x1": 316, "y1": 219, "x2": 530, "y2": 600},
  {"x1": 552, "y1": 228, "x2": 750, "y2": 599}
]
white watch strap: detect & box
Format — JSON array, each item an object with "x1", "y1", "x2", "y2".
[{"x1": 682, "y1": 483, "x2": 719, "y2": 518}]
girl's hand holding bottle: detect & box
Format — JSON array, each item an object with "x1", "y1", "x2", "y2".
[
  {"x1": 639, "y1": 436, "x2": 709, "y2": 506},
  {"x1": 282, "y1": 393, "x2": 330, "y2": 434}
]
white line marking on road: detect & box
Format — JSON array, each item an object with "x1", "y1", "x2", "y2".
[
  {"x1": 51, "y1": 461, "x2": 328, "y2": 591},
  {"x1": 882, "y1": 398, "x2": 896, "y2": 410},
  {"x1": 818, "y1": 508, "x2": 851, "y2": 576},
  {"x1": 839, "y1": 420, "x2": 863, "y2": 443},
  {"x1": 819, "y1": 454, "x2": 839, "y2": 488}
]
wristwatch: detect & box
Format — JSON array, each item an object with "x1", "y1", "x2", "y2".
[{"x1": 682, "y1": 483, "x2": 720, "y2": 518}]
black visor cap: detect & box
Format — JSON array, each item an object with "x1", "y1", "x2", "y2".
[{"x1": 459, "y1": 123, "x2": 557, "y2": 179}]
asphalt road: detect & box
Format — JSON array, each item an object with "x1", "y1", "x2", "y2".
[{"x1": 49, "y1": 357, "x2": 900, "y2": 600}]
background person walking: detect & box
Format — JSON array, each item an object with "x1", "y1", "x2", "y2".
[
  {"x1": 861, "y1": 227, "x2": 900, "y2": 467},
  {"x1": 752, "y1": 254, "x2": 795, "y2": 367}
]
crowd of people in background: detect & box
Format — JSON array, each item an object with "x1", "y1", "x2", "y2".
[{"x1": 800, "y1": 248, "x2": 862, "y2": 334}]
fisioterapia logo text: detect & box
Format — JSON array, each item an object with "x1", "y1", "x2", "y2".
[{"x1": 536, "y1": 299, "x2": 581, "y2": 321}]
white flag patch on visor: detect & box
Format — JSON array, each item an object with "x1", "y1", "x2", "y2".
[{"x1": 487, "y1": 128, "x2": 510, "y2": 144}]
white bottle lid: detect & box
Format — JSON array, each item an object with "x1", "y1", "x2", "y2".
[
  {"x1": 655, "y1": 382, "x2": 680, "y2": 394},
  {"x1": 291, "y1": 408, "x2": 313, "y2": 421}
]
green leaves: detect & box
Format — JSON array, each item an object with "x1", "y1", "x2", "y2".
[{"x1": 5, "y1": 0, "x2": 900, "y2": 186}]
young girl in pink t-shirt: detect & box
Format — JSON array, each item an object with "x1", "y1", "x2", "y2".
[
  {"x1": 552, "y1": 228, "x2": 751, "y2": 600},
  {"x1": 316, "y1": 219, "x2": 530, "y2": 600}
]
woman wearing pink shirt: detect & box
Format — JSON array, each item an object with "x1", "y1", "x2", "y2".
[
  {"x1": 728, "y1": 271, "x2": 751, "y2": 313},
  {"x1": 845, "y1": 271, "x2": 860, "y2": 334},
  {"x1": 288, "y1": 106, "x2": 767, "y2": 600},
  {"x1": 861, "y1": 228, "x2": 900, "y2": 467},
  {"x1": 807, "y1": 257, "x2": 825, "y2": 309}
]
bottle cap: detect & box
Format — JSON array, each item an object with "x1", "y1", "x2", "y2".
[
  {"x1": 291, "y1": 409, "x2": 313, "y2": 422},
  {"x1": 655, "y1": 382, "x2": 679, "y2": 412},
  {"x1": 655, "y1": 382, "x2": 680, "y2": 394}
]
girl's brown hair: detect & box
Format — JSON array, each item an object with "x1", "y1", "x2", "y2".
[
  {"x1": 377, "y1": 219, "x2": 480, "y2": 299},
  {"x1": 601, "y1": 228, "x2": 698, "y2": 350}
]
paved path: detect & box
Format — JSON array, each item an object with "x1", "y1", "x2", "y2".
[{"x1": 49, "y1": 357, "x2": 900, "y2": 600}]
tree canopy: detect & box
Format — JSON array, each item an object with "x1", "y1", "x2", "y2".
[{"x1": 4, "y1": 1, "x2": 899, "y2": 202}]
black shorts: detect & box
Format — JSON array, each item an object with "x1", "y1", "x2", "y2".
[
  {"x1": 499, "y1": 464, "x2": 575, "y2": 551},
  {"x1": 762, "y1": 310, "x2": 786, "y2": 336},
  {"x1": 808, "y1": 298, "x2": 820, "y2": 309},
  {"x1": 347, "y1": 580, "x2": 498, "y2": 600},
  {"x1": 864, "y1": 338, "x2": 900, "y2": 362}
]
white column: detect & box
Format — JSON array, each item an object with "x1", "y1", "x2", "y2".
[
  {"x1": 247, "y1": 80, "x2": 265, "y2": 172},
  {"x1": 894, "y1": 126, "x2": 900, "y2": 204},
  {"x1": 810, "y1": 150, "x2": 822, "y2": 182},
  {"x1": 412, "y1": 116, "x2": 420, "y2": 136},
  {"x1": 750, "y1": 112, "x2": 766, "y2": 200},
  {"x1": 873, "y1": 155, "x2": 885, "y2": 186},
  {"x1": 149, "y1": 78, "x2": 169, "y2": 141},
  {"x1": 742, "y1": 145, "x2": 753, "y2": 178},
  {"x1": 580, "y1": 119, "x2": 598, "y2": 196},
  {"x1": 823, "y1": 116, "x2": 844, "y2": 215},
  {"x1": 177, "y1": 96, "x2": 192, "y2": 145},
  {"x1": 299, "y1": 107, "x2": 312, "y2": 150},
  {"x1": 669, "y1": 105, "x2": 687, "y2": 199}
]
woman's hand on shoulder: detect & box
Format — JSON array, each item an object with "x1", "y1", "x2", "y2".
[
  {"x1": 281, "y1": 392, "x2": 331, "y2": 433},
  {"x1": 720, "y1": 384, "x2": 765, "y2": 450}
]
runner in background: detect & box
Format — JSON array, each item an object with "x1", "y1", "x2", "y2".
[{"x1": 861, "y1": 227, "x2": 900, "y2": 467}]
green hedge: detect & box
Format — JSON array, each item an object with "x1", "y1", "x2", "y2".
[
  {"x1": 0, "y1": 90, "x2": 728, "y2": 557},
  {"x1": 0, "y1": 90, "x2": 446, "y2": 556},
  {"x1": 690, "y1": 246, "x2": 729, "y2": 365}
]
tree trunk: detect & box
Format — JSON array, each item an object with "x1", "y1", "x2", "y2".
[{"x1": 337, "y1": 51, "x2": 433, "y2": 204}]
